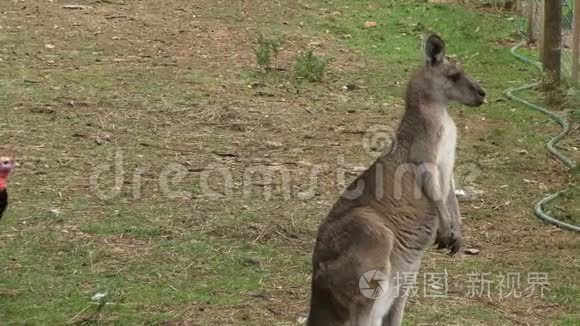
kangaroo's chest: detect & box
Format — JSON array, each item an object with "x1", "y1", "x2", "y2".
[{"x1": 435, "y1": 112, "x2": 457, "y2": 184}]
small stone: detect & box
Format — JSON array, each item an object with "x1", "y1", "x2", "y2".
[
  {"x1": 265, "y1": 141, "x2": 283, "y2": 148},
  {"x1": 45, "y1": 44, "x2": 55, "y2": 49},
  {"x1": 456, "y1": 186, "x2": 484, "y2": 202},
  {"x1": 342, "y1": 84, "x2": 358, "y2": 91},
  {"x1": 296, "y1": 191, "x2": 316, "y2": 201},
  {"x1": 91, "y1": 290, "x2": 109, "y2": 301},
  {"x1": 364, "y1": 21, "x2": 378, "y2": 28},
  {"x1": 464, "y1": 248, "x2": 480, "y2": 255}
]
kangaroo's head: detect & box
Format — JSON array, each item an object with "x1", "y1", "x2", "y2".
[{"x1": 410, "y1": 34, "x2": 486, "y2": 107}]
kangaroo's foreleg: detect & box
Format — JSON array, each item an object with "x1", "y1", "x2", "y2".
[
  {"x1": 420, "y1": 167, "x2": 461, "y2": 254},
  {"x1": 433, "y1": 177, "x2": 463, "y2": 254},
  {"x1": 443, "y1": 177, "x2": 463, "y2": 247}
]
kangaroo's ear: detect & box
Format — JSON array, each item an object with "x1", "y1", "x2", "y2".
[{"x1": 425, "y1": 34, "x2": 445, "y2": 66}]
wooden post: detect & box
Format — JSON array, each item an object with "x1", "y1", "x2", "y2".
[
  {"x1": 527, "y1": 0, "x2": 536, "y2": 42},
  {"x1": 572, "y1": 0, "x2": 580, "y2": 83},
  {"x1": 542, "y1": 0, "x2": 562, "y2": 88},
  {"x1": 539, "y1": 0, "x2": 545, "y2": 62}
]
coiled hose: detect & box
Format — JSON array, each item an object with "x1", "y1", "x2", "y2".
[{"x1": 504, "y1": 41, "x2": 580, "y2": 232}]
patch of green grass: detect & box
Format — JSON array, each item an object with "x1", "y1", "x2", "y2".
[
  {"x1": 0, "y1": 229, "x2": 307, "y2": 324},
  {"x1": 403, "y1": 301, "x2": 513, "y2": 326},
  {"x1": 307, "y1": 0, "x2": 528, "y2": 90},
  {"x1": 558, "y1": 315, "x2": 580, "y2": 325},
  {"x1": 255, "y1": 34, "x2": 273, "y2": 70},
  {"x1": 547, "y1": 285, "x2": 580, "y2": 306},
  {"x1": 294, "y1": 50, "x2": 328, "y2": 82},
  {"x1": 470, "y1": 0, "x2": 518, "y2": 10},
  {"x1": 254, "y1": 34, "x2": 284, "y2": 71}
]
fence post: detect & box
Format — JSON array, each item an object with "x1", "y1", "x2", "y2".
[
  {"x1": 539, "y1": 0, "x2": 545, "y2": 62},
  {"x1": 527, "y1": 0, "x2": 535, "y2": 42},
  {"x1": 572, "y1": 0, "x2": 580, "y2": 83},
  {"x1": 542, "y1": 0, "x2": 562, "y2": 88}
]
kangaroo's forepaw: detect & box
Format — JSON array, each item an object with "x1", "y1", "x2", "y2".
[{"x1": 435, "y1": 230, "x2": 462, "y2": 256}]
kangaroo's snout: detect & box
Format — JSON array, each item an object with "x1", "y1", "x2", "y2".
[
  {"x1": 472, "y1": 83, "x2": 486, "y2": 107},
  {"x1": 466, "y1": 84, "x2": 486, "y2": 107}
]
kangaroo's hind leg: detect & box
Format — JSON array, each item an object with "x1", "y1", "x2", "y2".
[
  {"x1": 380, "y1": 272, "x2": 417, "y2": 325},
  {"x1": 309, "y1": 208, "x2": 397, "y2": 326},
  {"x1": 381, "y1": 256, "x2": 423, "y2": 326},
  {"x1": 381, "y1": 293, "x2": 408, "y2": 326}
]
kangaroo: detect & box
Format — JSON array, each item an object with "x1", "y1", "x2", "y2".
[{"x1": 307, "y1": 34, "x2": 486, "y2": 326}]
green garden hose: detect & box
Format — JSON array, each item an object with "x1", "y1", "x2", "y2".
[{"x1": 504, "y1": 41, "x2": 580, "y2": 232}]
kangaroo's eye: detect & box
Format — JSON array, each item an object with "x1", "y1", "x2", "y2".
[{"x1": 448, "y1": 72, "x2": 462, "y2": 82}]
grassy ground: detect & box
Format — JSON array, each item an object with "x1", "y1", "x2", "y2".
[{"x1": 0, "y1": 0, "x2": 578, "y2": 325}]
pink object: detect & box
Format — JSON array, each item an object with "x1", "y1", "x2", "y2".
[{"x1": 0, "y1": 158, "x2": 15, "y2": 190}]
